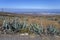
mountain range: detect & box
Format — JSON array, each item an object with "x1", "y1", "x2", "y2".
[{"x1": 0, "y1": 8, "x2": 60, "y2": 15}]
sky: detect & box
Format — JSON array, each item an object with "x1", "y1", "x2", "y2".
[{"x1": 0, "y1": 0, "x2": 60, "y2": 9}]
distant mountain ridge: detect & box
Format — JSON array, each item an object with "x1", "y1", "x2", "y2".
[{"x1": 0, "y1": 8, "x2": 60, "y2": 15}]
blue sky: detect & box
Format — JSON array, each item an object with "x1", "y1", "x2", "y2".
[{"x1": 0, "y1": 0, "x2": 60, "y2": 9}]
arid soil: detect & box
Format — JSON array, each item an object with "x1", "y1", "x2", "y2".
[{"x1": 0, "y1": 34, "x2": 60, "y2": 40}]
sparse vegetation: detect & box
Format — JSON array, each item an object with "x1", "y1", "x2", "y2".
[{"x1": 0, "y1": 12, "x2": 60, "y2": 36}]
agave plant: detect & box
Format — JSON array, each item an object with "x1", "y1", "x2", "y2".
[
  {"x1": 29, "y1": 23, "x2": 44, "y2": 35},
  {"x1": 2, "y1": 19, "x2": 12, "y2": 34},
  {"x1": 47, "y1": 25, "x2": 57, "y2": 35},
  {"x1": 11, "y1": 19, "x2": 21, "y2": 32},
  {"x1": 19, "y1": 17, "x2": 29, "y2": 33},
  {"x1": 2, "y1": 17, "x2": 21, "y2": 33}
]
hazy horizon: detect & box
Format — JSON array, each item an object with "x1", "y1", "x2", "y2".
[{"x1": 0, "y1": 0, "x2": 60, "y2": 14}]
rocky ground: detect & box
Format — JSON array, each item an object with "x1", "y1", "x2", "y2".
[{"x1": 0, "y1": 34, "x2": 60, "y2": 40}]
